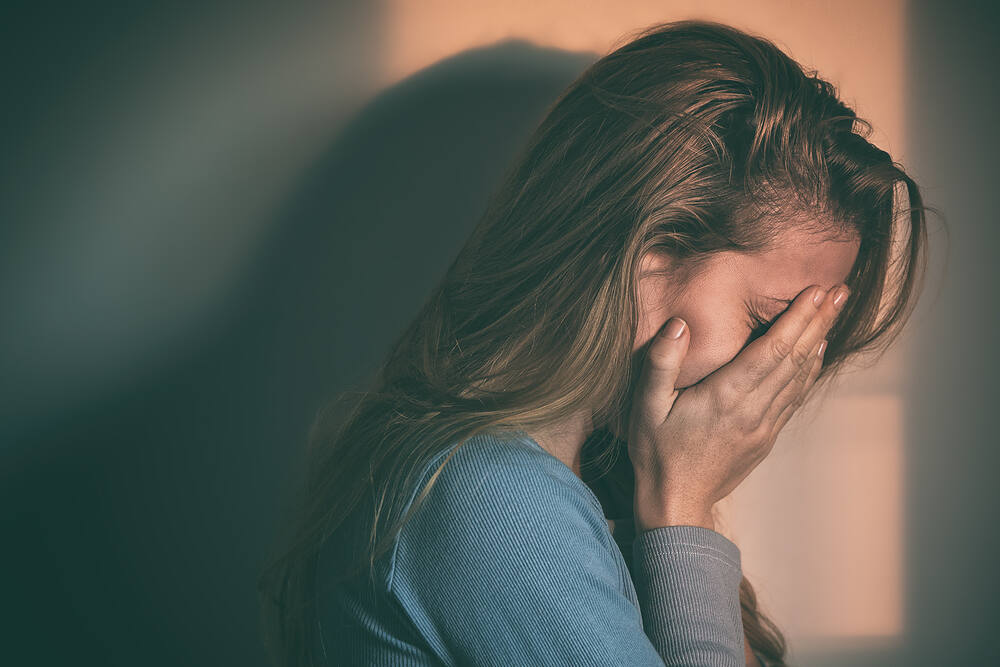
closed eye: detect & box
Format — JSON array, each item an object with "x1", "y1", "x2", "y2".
[{"x1": 745, "y1": 307, "x2": 775, "y2": 344}]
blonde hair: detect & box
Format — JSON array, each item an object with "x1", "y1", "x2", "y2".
[{"x1": 258, "y1": 19, "x2": 928, "y2": 666}]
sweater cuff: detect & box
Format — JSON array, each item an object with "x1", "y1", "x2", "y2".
[{"x1": 632, "y1": 524, "x2": 741, "y2": 572}]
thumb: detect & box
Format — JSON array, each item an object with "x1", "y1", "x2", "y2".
[{"x1": 633, "y1": 317, "x2": 689, "y2": 428}]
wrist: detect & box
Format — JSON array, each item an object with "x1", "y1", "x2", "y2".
[
  {"x1": 634, "y1": 508, "x2": 715, "y2": 532},
  {"x1": 633, "y1": 483, "x2": 715, "y2": 532}
]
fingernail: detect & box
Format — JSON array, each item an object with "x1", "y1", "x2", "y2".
[
  {"x1": 812, "y1": 288, "x2": 825, "y2": 307},
  {"x1": 664, "y1": 317, "x2": 686, "y2": 339},
  {"x1": 833, "y1": 286, "x2": 850, "y2": 309},
  {"x1": 817, "y1": 339, "x2": 827, "y2": 357}
]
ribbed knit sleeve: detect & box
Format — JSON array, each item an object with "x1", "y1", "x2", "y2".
[
  {"x1": 633, "y1": 525, "x2": 745, "y2": 666},
  {"x1": 379, "y1": 433, "x2": 746, "y2": 666}
]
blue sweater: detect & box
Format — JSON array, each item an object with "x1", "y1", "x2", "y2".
[{"x1": 316, "y1": 431, "x2": 749, "y2": 666}]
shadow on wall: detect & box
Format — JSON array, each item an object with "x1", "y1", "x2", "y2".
[{"x1": 1, "y1": 41, "x2": 596, "y2": 666}]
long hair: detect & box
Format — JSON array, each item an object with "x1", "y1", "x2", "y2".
[{"x1": 258, "y1": 19, "x2": 928, "y2": 667}]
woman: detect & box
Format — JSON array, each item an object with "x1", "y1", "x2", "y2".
[{"x1": 258, "y1": 19, "x2": 927, "y2": 667}]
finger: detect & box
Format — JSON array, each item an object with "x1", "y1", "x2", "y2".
[
  {"x1": 757, "y1": 284, "x2": 848, "y2": 399},
  {"x1": 718, "y1": 284, "x2": 825, "y2": 393},
  {"x1": 632, "y1": 317, "x2": 690, "y2": 427},
  {"x1": 770, "y1": 339, "x2": 826, "y2": 437},
  {"x1": 763, "y1": 338, "x2": 825, "y2": 426}
]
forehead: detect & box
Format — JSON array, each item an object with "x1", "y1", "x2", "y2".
[{"x1": 708, "y1": 231, "x2": 860, "y2": 300}]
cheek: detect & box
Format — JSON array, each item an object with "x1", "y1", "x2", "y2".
[
  {"x1": 632, "y1": 272, "x2": 751, "y2": 389},
  {"x1": 671, "y1": 315, "x2": 749, "y2": 389}
]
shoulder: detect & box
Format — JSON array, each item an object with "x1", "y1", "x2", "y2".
[
  {"x1": 426, "y1": 431, "x2": 602, "y2": 514},
  {"x1": 382, "y1": 432, "x2": 651, "y2": 664},
  {"x1": 385, "y1": 430, "x2": 614, "y2": 588}
]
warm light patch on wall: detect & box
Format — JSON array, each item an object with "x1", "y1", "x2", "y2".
[
  {"x1": 380, "y1": 1, "x2": 905, "y2": 156},
  {"x1": 721, "y1": 394, "x2": 904, "y2": 639}
]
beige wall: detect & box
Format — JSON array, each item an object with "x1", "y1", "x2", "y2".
[{"x1": 380, "y1": 0, "x2": 908, "y2": 657}]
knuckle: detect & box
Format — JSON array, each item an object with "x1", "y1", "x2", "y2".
[
  {"x1": 794, "y1": 360, "x2": 813, "y2": 384},
  {"x1": 749, "y1": 419, "x2": 771, "y2": 444},
  {"x1": 706, "y1": 383, "x2": 726, "y2": 407},
  {"x1": 706, "y1": 384, "x2": 730, "y2": 418},
  {"x1": 790, "y1": 344, "x2": 813, "y2": 368},
  {"x1": 735, "y1": 403, "x2": 764, "y2": 433},
  {"x1": 719, "y1": 404, "x2": 744, "y2": 433},
  {"x1": 770, "y1": 336, "x2": 794, "y2": 360},
  {"x1": 715, "y1": 378, "x2": 742, "y2": 405}
]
